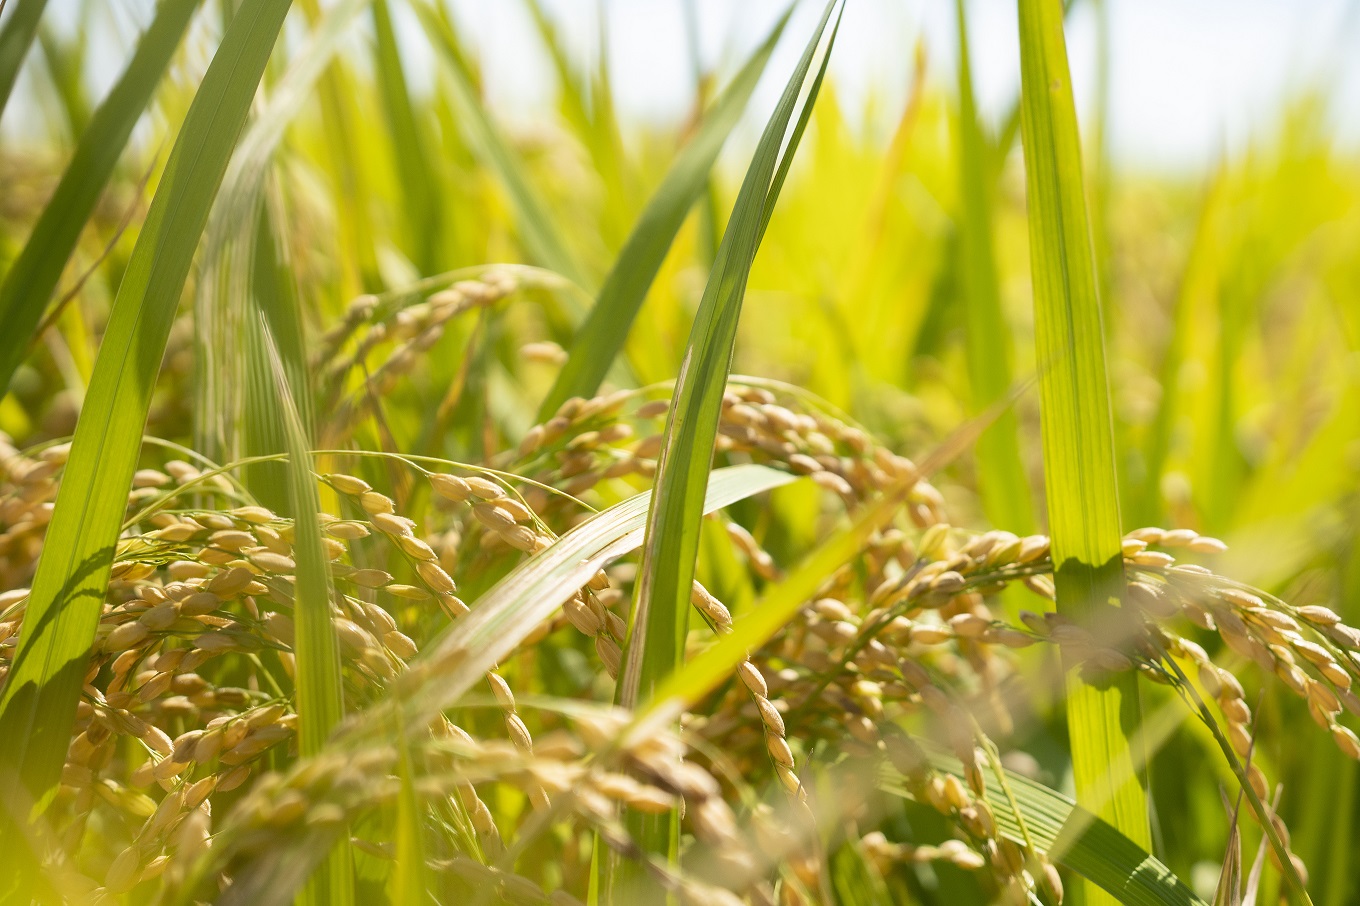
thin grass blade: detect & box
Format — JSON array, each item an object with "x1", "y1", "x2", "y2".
[
  {"x1": 239, "y1": 193, "x2": 311, "y2": 513},
  {"x1": 1135, "y1": 170, "x2": 1225, "y2": 526},
  {"x1": 0, "y1": 0, "x2": 45, "y2": 113},
  {"x1": 195, "y1": 0, "x2": 367, "y2": 471},
  {"x1": 619, "y1": 0, "x2": 842, "y2": 710},
  {"x1": 295, "y1": 0, "x2": 382, "y2": 292},
  {"x1": 955, "y1": 0, "x2": 1032, "y2": 533},
  {"x1": 371, "y1": 0, "x2": 442, "y2": 273},
  {"x1": 35, "y1": 18, "x2": 89, "y2": 135},
  {"x1": 611, "y1": 6, "x2": 842, "y2": 897},
  {"x1": 389, "y1": 735, "x2": 428, "y2": 904},
  {"x1": 258, "y1": 317, "x2": 353, "y2": 906},
  {"x1": 522, "y1": 0, "x2": 628, "y2": 245}
]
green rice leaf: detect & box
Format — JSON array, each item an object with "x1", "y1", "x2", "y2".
[
  {"x1": 239, "y1": 192, "x2": 312, "y2": 514},
  {"x1": 0, "y1": 0, "x2": 199, "y2": 395},
  {"x1": 619, "y1": 0, "x2": 841, "y2": 711},
  {"x1": 389, "y1": 735, "x2": 428, "y2": 904},
  {"x1": 1134, "y1": 171, "x2": 1225, "y2": 526},
  {"x1": 881, "y1": 752, "x2": 1208, "y2": 906},
  {"x1": 294, "y1": 0, "x2": 382, "y2": 292},
  {"x1": 522, "y1": 0, "x2": 627, "y2": 246},
  {"x1": 611, "y1": 3, "x2": 842, "y2": 898},
  {"x1": 36, "y1": 17, "x2": 90, "y2": 136},
  {"x1": 0, "y1": 0, "x2": 292, "y2": 889},
  {"x1": 538, "y1": 5, "x2": 793, "y2": 419},
  {"x1": 1015, "y1": 1, "x2": 1151, "y2": 902}
]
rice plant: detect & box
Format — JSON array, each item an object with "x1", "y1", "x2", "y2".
[{"x1": 1, "y1": 0, "x2": 1357, "y2": 903}]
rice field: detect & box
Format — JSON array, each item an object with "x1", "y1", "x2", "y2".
[{"x1": 1, "y1": 0, "x2": 1358, "y2": 904}]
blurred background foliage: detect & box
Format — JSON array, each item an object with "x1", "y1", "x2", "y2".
[{"x1": 1, "y1": 0, "x2": 1358, "y2": 902}]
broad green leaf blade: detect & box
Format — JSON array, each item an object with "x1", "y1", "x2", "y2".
[
  {"x1": 1015, "y1": 2, "x2": 1150, "y2": 902},
  {"x1": 397, "y1": 463, "x2": 796, "y2": 733},
  {"x1": 0, "y1": 0, "x2": 46, "y2": 114},
  {"x1": 0, "y1": 0, "x2": 199, "y2": 395},
  {"x1": 613, "y1": 4, "x2": 841, "y2": 897},
  {"x1": 881, "y1": 753, "x2": 1209, "y2": 906},
  {"x1": 538, "y1": 5, "x2": 793, "y2": 419},
  {"x1": 414, "y1": 1, "x2": 589, "y2": 291},
  {"x1": 955, "y1": 0, "x2": 1032, "y2": 534},
  {"x1": 258, "y1": 318, "x2": 354, "y2": 906},
  {"x1": 0, "y1": 0, "x2": 292, "y2": 888}
]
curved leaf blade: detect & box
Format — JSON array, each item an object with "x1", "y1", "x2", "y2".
[
  {"x1": 955, "y1": 0, "x2": 1032, "y2": 534},
  {"x1": 371, "y1": 0, "x2": 441, "y2": 272},
  {"x1": 258, "y1": 318, "x2": 354, "y2": 906},
  {"x1": 396, "y1": 463, "x2": 797, "y2": 733},
  {"x1": 612, "y1": 3, "x2": 842, "y2": 897},
  {"x1": 621, "y1": 0, "x2": 842, "y2": 711}
]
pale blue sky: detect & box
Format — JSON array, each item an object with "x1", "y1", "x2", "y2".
[
  {"x1": 5, "y1": 0, "x2": 1359, "y2": 172},
  {"x1": 456, "y1": 0, "x2": 1360, "y2": 171}
]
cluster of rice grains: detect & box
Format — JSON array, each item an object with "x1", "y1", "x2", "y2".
[{"x1": 3, "y1": 284, "x2": 1360, "y2": 903}]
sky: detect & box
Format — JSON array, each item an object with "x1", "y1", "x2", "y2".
[{"x1": 4, "y1": 0, "x2": 1359, "y2": 172}]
